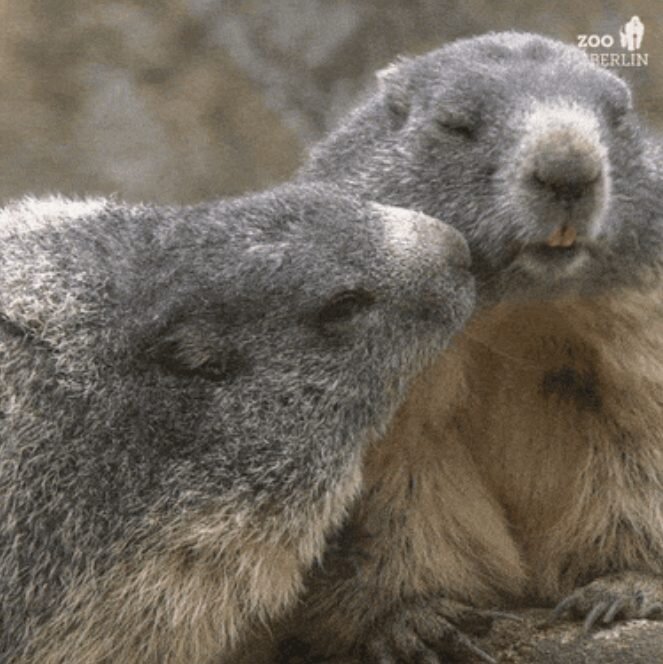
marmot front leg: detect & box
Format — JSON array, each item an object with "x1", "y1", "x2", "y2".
[{"x1": 551, "y1": 571, "x2": 663, "y2": 631}]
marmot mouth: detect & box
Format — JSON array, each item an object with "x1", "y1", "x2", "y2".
[
  {"x1": 530, "y1": 244, "x2": 578, "y2": 260},
  {"x1": 520, "y1": 225, "x2": 582, "y2": 263},
  {"x1": 546, "y1": 225, "x2": 577, "y2": 248}
]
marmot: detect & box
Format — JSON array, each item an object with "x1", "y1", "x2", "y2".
[
  {"x1": 0, "y1": 184, "x2": 474, "y2": 663},
  {"x1": 270, "y1": 32, "x2": 663, "y2": 663}
]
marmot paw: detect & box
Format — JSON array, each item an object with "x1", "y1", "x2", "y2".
[
  {"x1": 360, "y1": 595, "x2": 514, "y2": 663},
  {"x1": 550, "y1": 571, "x2": 663, "y2": 631}
]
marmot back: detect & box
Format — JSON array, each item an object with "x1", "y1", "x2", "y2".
[
  {"x1": 0, "y1": 184, "x2": 474, "y2": 663},
  {"x1": 280, "y1": 32, "x2": 663, "y2": 663}
]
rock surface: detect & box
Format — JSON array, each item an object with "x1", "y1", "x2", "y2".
[{"x1": 473, "y1": 610, "x2": 663, "y2": 663}]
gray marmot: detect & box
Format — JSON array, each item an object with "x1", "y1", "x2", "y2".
[
  {"x1": 266, "y1": 32, "x2": 663, "y2": 663},
  {"x1": 0, "y1": 184, "x2": 474, "y2": 663}
]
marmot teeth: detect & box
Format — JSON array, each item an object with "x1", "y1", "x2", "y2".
[{"x1": 546, "y1": 226, "x2": 577, "y2": 248}]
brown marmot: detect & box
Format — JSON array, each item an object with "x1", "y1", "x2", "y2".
[{"x1": 272, "y1": 32, "x2": 663, "y2": 663}]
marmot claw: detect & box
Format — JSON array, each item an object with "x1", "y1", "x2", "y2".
[
  {"x1": 360, "y1": 596, "x2": 505, "y2": 664},
  {"x1": 549, "y1": 571, "x2": 663, "y2": 631}
]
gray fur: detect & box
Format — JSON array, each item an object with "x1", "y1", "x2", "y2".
[
  {"x1": 0, "y1": 184, "x2": 473, "y2": 662},
  {"x1": 300, "y1": 31, "x2": 663, "y2": 304}
]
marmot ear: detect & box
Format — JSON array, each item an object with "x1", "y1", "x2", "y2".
[
  {"x1": 0, "y1": 311, "x2": 53, "y2": 351},
  {"x1": 376, "y1": 58, "x2": 412, "y2": 128},
  {"x1": 143, "y1": 318, "x2": 247, "y2": 383}
]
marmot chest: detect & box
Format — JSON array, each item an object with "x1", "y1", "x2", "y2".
[{"x1": 455, "y1": 296, "x2": 663, "y2": 533}]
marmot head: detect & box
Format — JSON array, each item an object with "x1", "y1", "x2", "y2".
[
  {"x1": 0, "y1": 184, "x2": 473, "y2": 517},
  {"x1": 303, "y1": 32, "x2": 663, "y2": 304}
]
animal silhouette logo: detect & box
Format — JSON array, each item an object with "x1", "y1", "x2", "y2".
[{"x1": 619, "y1": 16, "x2": 644, "y2": 51}]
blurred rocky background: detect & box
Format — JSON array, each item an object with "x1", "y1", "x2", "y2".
[{"x1": 0, "y1": 0, "x2": 661, "y2": 205}]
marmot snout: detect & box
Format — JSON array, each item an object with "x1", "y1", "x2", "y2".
[{"x1": 516, "y1": 101, "x2": 609, "y2": 246}]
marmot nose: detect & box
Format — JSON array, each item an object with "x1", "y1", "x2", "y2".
[
  {"x1": 532, "y1": 149, "x2": 602, "y2": 202},
  {"x1": 372, "y1": 203, "x2": 471, "y2": 269}
]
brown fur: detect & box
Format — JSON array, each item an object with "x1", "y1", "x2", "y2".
[
  {"x1": 22, "y1": 466, "x2": 362, "y2": 664},
  {"x1": 275, "y1": 284, "x2": 663, "y2": 657}
]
